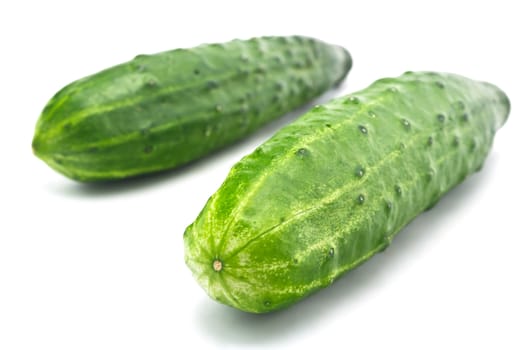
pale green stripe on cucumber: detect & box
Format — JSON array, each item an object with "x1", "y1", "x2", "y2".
[{"x1": 184, "y1": 71, "x2": 510, "y2": 313}]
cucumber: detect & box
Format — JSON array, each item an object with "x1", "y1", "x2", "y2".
[
  {"x1": 184, "y1": 71, "x2": 510, "y2": 313},
  {"x1": 32, "y1": 36, "x2": 351, "y2": 181}
]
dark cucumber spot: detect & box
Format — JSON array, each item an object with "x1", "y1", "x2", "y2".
[
  {"x1": 207, "y1": 80, "x2": 219, "y2": 89},
  {"x1": 355, "y1": 166, "x2": 365, "y2": 177},
  {"x1": 395, "y1": 185, "x2": 402, "y2": 195},
  {"x1": 273, "y1": 56, "x2": 283, "y2": 64},
  {"x1": 255, "y1": 65, "x2": 266, "y2": 74},
  {"x1": 146, "y1": 79, "x2": 157, "y2": 88},
  {"x1": 427, "y1": 169, "x2": 435, "y2": 182},
  {"x1": 358, "y1": 125, "x2": 368, "y2": 134},
  {"x1": 293, "y1": 61, "x2": 303, "y2": 69},
  {"x1": 295, "y1": 148, "x2": 310, "y2": 157}
]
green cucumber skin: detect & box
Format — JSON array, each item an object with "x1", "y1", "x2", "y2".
[
  {"x1": 184, "y1": 71, "x2": 510, "y2": 313},
  {"x1": 32, "y1": 36, "x2": 351, "y2": 181}
]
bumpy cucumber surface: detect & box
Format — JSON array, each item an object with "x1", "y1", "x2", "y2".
[
  {"x1": 184, "y1": 71, "x2": 510, "y2": 313},
  {"x1": 32, "y1": 36, "x2": 351, "y2": 181}
]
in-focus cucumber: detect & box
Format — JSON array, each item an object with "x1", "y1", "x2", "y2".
[
  {"x1": 184, "y1": 71, "x2": 510, "y2": 313},
  {"x1": 32, "y1": 36, "x2": 351, "y2": 181}
]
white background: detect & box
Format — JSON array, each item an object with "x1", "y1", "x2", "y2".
[{"x1": 1, "y1": 1, "x2": 524, "y2": 349}]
